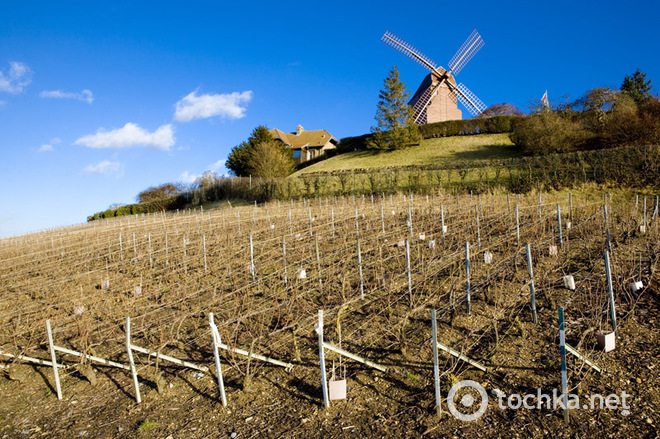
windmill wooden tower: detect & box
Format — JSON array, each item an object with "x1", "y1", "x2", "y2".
[{"x1": 382, "y1": 30, "x2": 487, "y2": 124}]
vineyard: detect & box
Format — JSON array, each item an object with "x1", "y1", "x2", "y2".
[{"x1": 1, "y1": 190, "x2": 659, "y2": 438}]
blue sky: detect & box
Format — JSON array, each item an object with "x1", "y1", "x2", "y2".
[{"x1": 1, "y1": 0, "x2": 658, "y2": 237}]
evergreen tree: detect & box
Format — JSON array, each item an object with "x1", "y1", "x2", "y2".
[
  {"x1": 368, "y1": 66, "x2": 420, "y2": 150},
  {"x1": 621, "y1": 68, "x2": 653, "y2": 105},
  {"x1": 225, "y1": 125, "x2": 274, "y2": 176}
]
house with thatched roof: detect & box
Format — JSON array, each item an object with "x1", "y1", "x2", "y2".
[{"x1": 270, "y1": 125, "x2": 338, "y2": 164}]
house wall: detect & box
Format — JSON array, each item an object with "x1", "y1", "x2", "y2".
[{"x1": 426, "y1": 83, "x2": 462, "y2": 123}]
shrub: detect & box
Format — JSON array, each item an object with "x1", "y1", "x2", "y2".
[{"x1": 511, "y1": 111, "x2": 589, "y2": 155}]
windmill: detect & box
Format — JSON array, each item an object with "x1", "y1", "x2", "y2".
[{"x1": 381, "y1": 30, "x2": 487, "y2": 124}]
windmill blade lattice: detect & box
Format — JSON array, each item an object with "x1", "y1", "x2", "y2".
[
  {"x1": 448, "y1": 30, "x2": 484, "y2": 76},
  {"x1": 381, "y1": 31, "x2": 439, "y2": 73},
  {"x1": 411, "y1": 84, "x2": 440, "y2": 124},
  {"x1": 456, "y1": 82, "x2": 487, "y2": 117}
]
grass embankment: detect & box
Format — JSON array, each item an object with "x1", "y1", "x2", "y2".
[{"x1": 294, "y1": 133, "x2": 518, "y2": 175}]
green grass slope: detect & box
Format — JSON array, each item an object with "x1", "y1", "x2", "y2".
[{"x1": 294, "y1": 133, "x2": 518, "y2": 175}]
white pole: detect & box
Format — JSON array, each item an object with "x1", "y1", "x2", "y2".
[
  {"x1": 558, "y1": 307, "x2": 569, "y2": 423},
  {"x1": 282, "y1": 237, "x2": 288, "y2": 288},
  {"x1": 604, "y1": 250, "x2": 617, "y2": 331},
  {"x1": 250, "y1": 235, "x2": 255, "y2": 282},
  {"x1": 316, "y1": 310, "x2": 330, "y2": 408},
  {"x1": 465, "y1": 241, "x2": 471, "y2": 313},
  {"x1": 203, "y1": 235, "x2": 208, "y2": 273},
  {"x1": 125, "y1": 317, "x2": 141, "y2": 403},
  {"x1": 183, "y1": 235, "x2": 187, "y2": 274},
  {"x1": 209, "y1": 313, "x2": 227, "y2": 406},
  {"x1": 431, "y1": 309, "x2": 441, "y2": 417},
  {"x1": 405, "y1": 239, "x2": 412, "y2": 307},
  {"x1": 357, "y1": 240, "x2": 364, "y2": 300},
  {"x1": 515, "y1": 204, "x2": 520, "y2": 247},
  {"x1": 45, "y1": 320, "x2": 63, "y2": 400},
  {"x1": 148, "y1": 232, "x2": 153, "y2": 269}
]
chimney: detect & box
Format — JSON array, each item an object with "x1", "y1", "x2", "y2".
[{"x1": 296, "y1": 125, "x2": 304, "y2": 135}]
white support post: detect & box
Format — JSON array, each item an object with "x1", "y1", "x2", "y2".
[
  {"x1": 558, "y1": 307, "x2": 569, "y2": 423},
  {"x1": 316, "y1": 310, "x2": 330, "y2": 408},
  {"x1": 604, "y1": 250, "x2": 617, "y2": 332},
  {"x1": 475, "y1": 205, "x2": 481, "y2": 247},
  {"x1": 125, "y1": 317, "x2": 142, "y2": 403},
  {"x1": 357, "y1": 240, "x2": 364, "y2": 300},
  {"x1": 165, "y1": 233, "x2": 169, "y2": 268},
  {"x1": 323, "y1": 342, "x2": 387, "y2": 372},
  {"x1": 405, "y1": 239, "x2": 412, "y2": 307},
  {"x1": 315, "y1": 236, "x2": 322, "y2": 287},
  {"x1": 282, "y1": 237, "x2": 288, "y2": 288},
  {"x1": 331, "y1": 207, "x2": 335, "y2": 238},
  {"x1": 431, "y1": 309, "x2": 442, "y2": 417},
  {"x1": 0, "y1": 351, "x2": 68, "y2": 369},
  {"x1": 183, "y1": 235, "x2": 187, "y2": 274},
  {"x1": 209, "y1": 313, "x2": 227, "y2": 406},
  {"x1": 45, "y1": 320, "x2": 63, "y2": 400},
  {"x1": 249, "y1": 234, "x2": 256, "y2": 283},
  {"x1": 557, "y1": 204, "x2": 563, "y2": 249},
  {"x1": 435, "y1": 340, "x2": 488, "y2": 372},
  {"x1": 515, "y1": 204, "x2": 520, "y2": 247},
  {"x1": 53, "y1": 345, "x2": 130, "y2": 371},
  {"x1": 525, "y1": 244, "x2": 538, "y2": 324},
  {"x1": 203, "y1": 235, "x2": 208, "y2": 273},
  {"x1": 129, "y1": 345, "x2": 209, "y2": 372},
  {"x1": 214, "y1": 341, "x2": 293, "y2": 370},
  {"x1": 565, "y1": 344, "x2": 602, "y2": 373},
  {"x1": 441, "y1": 205, "x2": 446, "y2": 240},
  {"x1": 465, "y1": 241, "x2": 471, "y2": 314},
  {"x1": 148, "y1": 232, "x2": 153, "y2": 269}
]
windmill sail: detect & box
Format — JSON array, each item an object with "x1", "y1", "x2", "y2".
[
  {"x1": 381, "y1": 31, "x2": 438, "y2": 73},
  {"x1": 448, "y1": 30, "x2": 484, "y2": 76},
  {"x1": 382, "y1": 30, "x2": 486, "y2": 122},
  {"x1": 410, "y1": 83, "x2": 440, "y2": 124},
  {"x1": 455, "y1": 83, "x2": 487, "y2": 117}
]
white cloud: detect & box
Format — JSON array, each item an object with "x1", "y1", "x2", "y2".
[
  {"x1": 178, "y1": 158, "x2": 229, "y2": 185},
  {"x1": 84, "y1": 160, "x2": 123, "y2": 176},
  {"x1": 209, "y1": 159, "x2": 229, "y2": 176},
  {"x1": 178, "y1": 171, "x2": 202, "y2": 184},
  {"x1": 74, "y1": 123, "x2": 175, "y2": 150},
  {"x1": 38, "y1": 137, "x2": 61, "y2": 153},
  {"x1": 40, "y1": 89, "x2": 93, "y2": 104},
  {"x1": 0, "y1": 62, "x2": 32, "y2": 94},
  {"x1": 174, "y1": 90, "x2": 253, "y2": 122}
]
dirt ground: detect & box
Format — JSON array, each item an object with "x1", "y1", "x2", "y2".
[
  {"x1": 1, "y1": 192, "x2": 659, "y2": 438},
  {"x1": 1, "y1": 288, "x2": 658, "y2": 439}
]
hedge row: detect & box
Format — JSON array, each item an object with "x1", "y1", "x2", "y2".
[{"x1": 89, "y1": 143, "x2": 660, "y2": 221}]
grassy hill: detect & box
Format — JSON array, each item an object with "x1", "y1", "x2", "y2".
[{"x1": 294, "y1": 133, "x2": 518, "y2": 175}]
